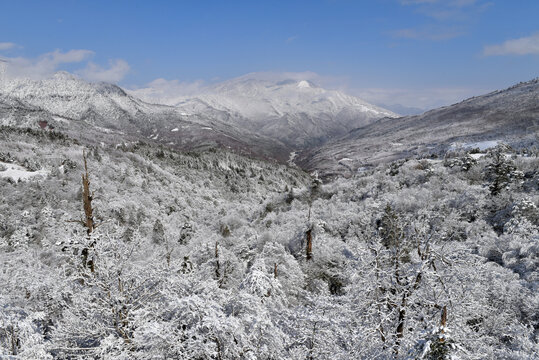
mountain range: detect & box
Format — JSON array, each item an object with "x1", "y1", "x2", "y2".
[
  {"x1": 0, "y1": 73, "x2": 396, "y2": 162},
  {"x1": 298, "y1": 78, "x2": 539, "y2": 176},
  {"x1": 1, "y1": 72, "x2": 537, "y2": 174},
  {"x1": 1, "y1": 71, "x2": 538, "y2": 359},
  {"x1": 132, "y1": 74, "x2": 397, "y2": 149}
]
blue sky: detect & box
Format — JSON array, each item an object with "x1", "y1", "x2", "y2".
[{"x1": 1, "y1": 0, "x2": 538, "y2": 109}]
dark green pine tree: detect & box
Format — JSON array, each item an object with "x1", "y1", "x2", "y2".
[{"x1": 485, "y1": 146, "x2": 515, "y2": 196}]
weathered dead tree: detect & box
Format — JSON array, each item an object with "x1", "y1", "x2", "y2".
[
  {"x1": 82, "y1": 152, "x2": 95, "y2": 235},
  {"x1": 215, "y1": 241, "x2": 220, "y2": 280},
  {"x1": 306, "y1": 228, "x2": 313, "y2": 260},
  {"x1": 305, "y1": 177, "x2": 320, "y2": 261},
  {"x1": 80, "y1": 151, "x2": 97, "y2": 273},
  {"x1": 440, "y1": 305, "x2": 447, "y2": 342},
  {"x1": 274, "y1": 262, "x2": 278, "y2": 278}
]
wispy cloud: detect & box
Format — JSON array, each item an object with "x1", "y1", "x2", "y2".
[
  {"x1": 483, "y1": 33, "x2": 539, "y2": 56},
  {"x1": 4, "y1": 49, "x2": 94, "y2": 79},
  {"x1": 77, "y1": 59, "x2": 130, "y2": 82},
  {"x1": 400, "y1": 0, "x2": 486, "y2": 19},
  {"x1": 0, "y1": 42, "x2": 17, "y2": 51},
  {"x1": 286, "y1": 35, "x2": 299, "y2": 44},
  {"x1": 400, "y1": 0, "x2": 438, "y2": 5},
  {"x1": 392, "y1": 26, "x2": 464, "y2": 40},
  {"x1": 128, "y1": 71, "x2": 476, "y2": 110},
  {"x1": 1, "y1": 49, "x2": 130, "y2": 83},
  {"x1": 354, "y1": 86, "x2": 487, "y2": 110},
  {"x1": 128, "y1": 78, "x2": 207, "y2": 105},
  {"x1": 393, "y1": 0, "x2": 490, "y2": 41},
  {"x1": 128, "y1": 71, "x2": 347, "y2": 105}
]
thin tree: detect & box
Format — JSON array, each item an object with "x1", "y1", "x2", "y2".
[{"x1": 79, "y1": 150, "x2": 97, "y2": 272}]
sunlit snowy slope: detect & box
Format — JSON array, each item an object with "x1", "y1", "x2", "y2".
[
  {"x1": 299, "y1": 78, "x2": 539, "y2": 177},
  {"x1": 132, "y1": 73, "x2": 397, "y2": 148}
]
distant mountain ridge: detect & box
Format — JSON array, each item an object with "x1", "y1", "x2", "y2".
[
  {"x1": 2, "y1": 72, "x2": 537, "y2": 176},
  {"x1": 0, "y1": 72, "x2": 396, "y2": 162},
  {"x1": 0, "y1": 73, "x2": 290, "y2": 160},
  {"x1": 132, "y1": 74, "x2": 397, "y2": 148},
  {"x1": 298, "y1": 78, "x2": 539, "y2": 176}
]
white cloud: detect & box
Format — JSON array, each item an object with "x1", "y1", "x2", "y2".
[
  {"x1": 353, "y1": 86, "x2": 486, "y2": 110},
  {"x1": 235, "y1": 71, "x2": 347, "y2": 89},
  {"x1": 400, "y1": 0, "x2": 438, "y2": 5},
  {"x1": 127, "y1": 71, "x2": 347, "y2": 105},
  {"x1": 0, "y1": 42, "x2": 17, "y2": 50},
  {"x1": 128, "y1": 71, "x2": 475, "y2": 110},
  {"x1": 77, "y1": 59, "x2": 130, "y2": 82},
  {"x1": 395, "y1": 0, "x2": 490, "y2": 40},
  {"x1": 0, "y1": 49, "x2": 130, "y2": 83},
  {"x1": 3, "y1": 49, "x2": 94, "y2": 79},
  {"x1": 128, "y1": 78, "x2": 207, "y2": 105},
  {"x1": 392, "y1": 26, "x2": 464, "y2": 40},
  {"x1": 483, "y1": 33, "x2": 539, "y2": 56},
  {"x1": 400, "y1": 0, "x2": 481, "y2": 9},
  {"x1": 286, "y1": 35, "x2": 299, "y2": 43}
]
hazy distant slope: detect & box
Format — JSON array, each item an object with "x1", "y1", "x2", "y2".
[
  {"x1": 133, "y1": 74, "x2": 397, "y2": 149},
  {"x1": 299, "y1": 78, "x2": 539, "y2": 176}
]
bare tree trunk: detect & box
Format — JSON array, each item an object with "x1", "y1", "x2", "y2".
[
  {"x1": 394, "y1": 294, "x2": 407, "y2": 354},
  {"x1": 215, "y1": 241, "x2": 220, "y2": 280},
  {"x1": 81, "y1": 151, "x2": 96, "y2": 273},
  {"x1": 440, "y1": 305, "x2": 447, "y2": 343},
  {"x1": 306, "y1": 228, "x2": 313, "y2": 260},
  {"x1": 82, "y1": 151, "x2": 94, "y2": 235}
]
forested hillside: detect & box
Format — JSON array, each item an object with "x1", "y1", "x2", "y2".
[{"x1": 0, "y1": 126, "x2": 537, "y2": 359}]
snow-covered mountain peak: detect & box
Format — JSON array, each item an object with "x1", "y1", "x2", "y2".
[
  {"x1": 0, "y1": 72, "x2": 167, "y2": 124},
  {"x1": 164, "y1": 74, "x2": 397, "y2": 148},
  {"x1": 51, "y1": 71, "x2": 79, "y2": 82},
  {"x1": 178, "y1": 74, "x2": 396, "y2": 117}
]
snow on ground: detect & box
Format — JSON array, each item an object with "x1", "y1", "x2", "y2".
[
  {"x1": 52, "y1": 116, "x2": 69, "y2": 123},
  {"x1": 470, "y1": 153, "x2": 486, "y2": 160},
  {"x1": 288, "y1": 151, "x2": 297, "y2": 166},
  {"x1": 450, "y1": 140, "x2": 499, "y2": 151},
  {"x1": 0, "y1": 161, "x2": 48, "y2": 181},
  {"x1": 466, "y1": 140, "x2": 500, "y2": 150},
  {"x1": 171, "y1": 128, "x2": 179, "y2": 132},
  {"x1": 94, "y1": 126, "x2": 122, "y2": 135}
]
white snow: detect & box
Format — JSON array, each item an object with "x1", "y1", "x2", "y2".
[
  {"x1": 467, "y1": 140, "x2": 500, "y2": 150},
  {"x1": 171, "y1": 128, "x2": 179, "y2": 132},
  {"x1": 0, "y1": 162, "x2": 48, "y2": 181},
  {"x1": 131, "y1": 74, "x2": 397, "y2": 126},
  {"x1": 0, "y1": 73, "x2": 160, "y2": 122},
  {"x1": 52, "y1": 116, "x2": 69, "y2": 123},
  {"x1": 469, "y1": 153, "x2": 486, "y2": 159},
  {"x1": 450, "y1": 140, "x2": 499, "y2": 151},
  {"x1": 288, "y1": 151, "x2": 297, "y2": 166}
]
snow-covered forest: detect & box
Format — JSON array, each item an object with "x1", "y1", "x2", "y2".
[{"x1": 1, "y1": 126, "x2": 537, "y2": 359}]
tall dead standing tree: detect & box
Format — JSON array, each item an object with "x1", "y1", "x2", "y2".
[
  {"x1": 305, "y1": 176, "x2": 321, "y2": 261},
  {"x1": 80, "y1": 151, "x2": 97, "y2": 272}
]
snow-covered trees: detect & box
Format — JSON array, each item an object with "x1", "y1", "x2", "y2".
[
  {"x1": 0, "y1": 127, "x2": 537, "y2": 358},
  {"x1": 485, "y1": 144, "x2": 523, "y2": 196}
]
